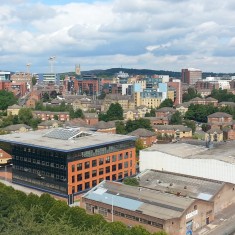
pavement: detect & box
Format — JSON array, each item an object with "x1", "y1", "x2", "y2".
[{"x1": 194, "y1": 203, "x2": 235, "y2": 235}]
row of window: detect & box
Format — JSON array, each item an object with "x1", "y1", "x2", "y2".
[
  {"x1": 13, "y1": 156, "x2": 66, "y2": 169},
  {"x1": 86, "y1": 204, "x2": 163, "y2": 229},
  {"x1": 14, "y1": 174, "x2": 66, "y2": 193},
  {"x1": 13, "y1": 146, "x2": 64, "y2": 158},
  {"x1": 71, "y1": 171, "x2": 130, "y2": 193},
  {"x1": 13, "y1": 165, "x2": 66, "y2": 180},
  {"x1": 68, "y1": 141, "x2": 134, "y2": 160},
  {"x1": 71, "y1": 166, "x2": 131, "y2": 183},
  {"x1": 71, "y1": 156, "x2": 132, "y2": 172}
]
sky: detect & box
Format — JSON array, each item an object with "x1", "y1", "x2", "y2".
[{"x1": 1, "y1": 0, "x2": 235, "y2": 73}]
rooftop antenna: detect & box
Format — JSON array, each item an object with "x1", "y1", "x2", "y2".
[{"x1": 49, "y1": 56, "x2": 56, "y2": 73}]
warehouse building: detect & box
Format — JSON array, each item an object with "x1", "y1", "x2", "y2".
[
  {"x1": 81, "y1": 179, "x2": 228, "y2": 235},
  {"x1": 138, "y1": 170, "x2": 235, "y2": 214},
  {"x1": 139, "y1": 141, "x2": 235, "y2": 184},
  {"x1": 0, "y1": 128, "x2": 136, "y2": 199}
]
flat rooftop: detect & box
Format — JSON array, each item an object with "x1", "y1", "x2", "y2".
[
  {"x1": 0, "y1": 128, "x2": 136, "y2": 152},
  {"x1": 141, "y1": 141, "x2": 235, "y2": 164},
  {"x1": 83, "y1": 180, "x2": 195, "y2": 220},
  {"x1": 138, "y1": 170, "x2": 224, "y2": 201}
]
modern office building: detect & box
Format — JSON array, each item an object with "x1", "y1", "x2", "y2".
[
  {"x1": 38, "y1": 73, "x2": 60, "y2": 84},
  {"x1": 0, "y1": 71, "x2": 11, "y2": 81},
  {"x1": 0, "y1": 128, "x2": 136, "y2": 199},
  {"x1": 77, "y1": 74, "x2": 102, "y2": 96},
  {"x1": 181, "y1": 68, "x2": 202, "y2": 85}
]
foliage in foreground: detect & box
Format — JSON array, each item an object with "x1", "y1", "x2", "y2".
[{"x1": 0, "y1": 183, "x2": 167, "y2": 235}]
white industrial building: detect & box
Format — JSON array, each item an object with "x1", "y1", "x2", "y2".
[{"x1": 139, "y1": 141, "x2": 235, "y2": 184}]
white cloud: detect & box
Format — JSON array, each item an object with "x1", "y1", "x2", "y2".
[{"x1": 1, "y1": 0, "x2": 235, "y2": 72}]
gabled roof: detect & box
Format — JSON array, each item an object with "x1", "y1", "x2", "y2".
[
  {"x1": 205, "y1": 97, "x2": 218, "y2": 101},
  {"x1": 95, "y1": 121, "x2": 116, "y2": 129},
  {"x1": 206, "y1": 128, "x2": 223, "y2": 134},
  {"x1": 176, "y1": 102, "x2": 191, "y2": 108},
  {"x1": 154, "y1": 125, "x2": 192, "y2": 132},
  {"x1": 3, "y1": 124, "x2": 31, "y2": 131},
  {"x1": 128, "y1": 128, "x2": 155, "y2": 137},
  {"x1": 7, "y1": 104, "x2": 21, "y2": 109},
  {"x1": 208, "y1": 112, "x2": 232, "y2": 118},
  {"x1": 156, "y1": 107, "x2": 176, "y2": 112},
  {"x1": 190, "y1": 97, "x2": 203, "y2": 102},
  {"x1": 38, "y1": 120, "x2": 62, "y2": 127},
  {"x1": 84, "y1": 113, "x2": 98, "y2": 118}
]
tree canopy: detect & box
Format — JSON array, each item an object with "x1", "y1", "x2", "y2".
[
  {"x1": 158, "y1": 99, "x2": 173, "y2": 109},
  {"x1": 170, "y1": 111, "x2": 182, "y2": 125},
  {"x1": 99, "y1": 103, "x2": 123, "y2": 121},
  {"x1": 0, "y1": 90, "x2": 17, "y2": 110},
  {"x1": 18, "y1": 108, "x2": 33, "y2": 125},
  {"x1": 0, "y1": 182, "x2": 167, "y2": 235},
  {"x1": 210, "y1": 88, "x2": 235, "y2": 102},
  {"x1": 182, "y1": 88, "x2": 201, "y2": 102}
]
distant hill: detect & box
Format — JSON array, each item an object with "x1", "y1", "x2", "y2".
[
  {"x1": 82, "y1": 68, "x2": 181, "y2": 78},
  {"x1": 60, "y1": 68, "x2": 235, "y2": 79}
]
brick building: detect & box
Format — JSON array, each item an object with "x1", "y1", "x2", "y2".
[
  {"x1": 128, "y1": 128, "x2": 157, "y2": 147},
  {"x1": 33, "y1": 111, "x2": 70, "y2": 122},
  {"x1": 181, "y1": 68, "x2": 202, "y2": 85},
  {"x1": 81, "y1": 172, "x2": 235, "y2": 235}
]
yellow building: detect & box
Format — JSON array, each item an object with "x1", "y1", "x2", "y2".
[
  {"x1": 7, "y1": 104, "x2": 21, "y2": 116},
  {"x1": 174, "y1": 125, "x2": 192, "y2": 139},
  {"x1": 167, "y1": 90, "x2": 175, "y2": 103},
  {"x1": 140, "y1": 97, "x2": 162, "y2": 109},
  {"x1": 103, "y1": 94, "x2": 135, "y2": 111},
  {"x1": 176, "y1": 102, "x2": 190, "y2": 116},
  {"x1": 205, "y1": 129, "x2": 223, "y2": 142}
]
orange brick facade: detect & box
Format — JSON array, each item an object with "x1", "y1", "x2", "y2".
[{"x1": 67, "y1": 148, "x2": 136, "y2": 195}]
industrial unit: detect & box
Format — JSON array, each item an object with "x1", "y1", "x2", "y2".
[
  {"x1": 82, "y1": 171, "x2": 235, "y2": 235},
  {"x1": 139, "y1": 141, "x2": 235, "y2": 184}
]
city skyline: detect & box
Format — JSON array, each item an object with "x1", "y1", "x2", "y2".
[{"x1": 1, "y1": 0, "x2": 235, "y2": 73}]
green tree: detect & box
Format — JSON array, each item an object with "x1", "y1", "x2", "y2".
[
  {"x1": 98, "y1": 91, "x2": 106, "y2": 100},
  {"x1": 18, "y1": 108, "x2": 33, "y2": 125},
  {"x1": 159, "y1": 98, "x2": 173, "y2": 108},
  {"x1": 115, "y1": 121, "x2": 126, "y2": 134},
  {"x1": 170, "y1": 111, "x2": 182, "y2": 124},
  {"x1": 98, "y1": 113, "x2": 109, "y2": 122},
  {"x1": 42, "y1": 93, "x2": 50, "y2": 102},
  {"x1": 74, "y1": 109, "x2": 84, "y2": 119},
  {"x1": 32, "y1": 76, "x2": 37, "y2": 86},
  {"x1": 183, "y1": 88, "x2": 201, "y2": 102},
  {"x1": 126, "y1": 119, "x2": 152, "y2": 133},
  {"x1": 184, "y1": 120, "x2": 196, "y2": 134},
  {"x1": 106, "y1": 103, "x2": 123, "y2": 121},
  {"x1": 202, "y1": 123, "x2": 210, "y2": 132},
  {"x1": 123, "y1": 177, "x2": 139, "y2": 186},
  {"x1": 145, "y1": 108, "x2": 156, "y2": 117},
  {"x1": 135, "y1": 138, "x2": 145, "y2": 156},
  {"x1": 0, "y1": 90, "x2": 17, "y2": 110},
  {"x1": 54, "y1": 114, "x2": 59, "y2": 120},
  {"x1": 29, "y1": 118, "x2": 41, "y2": 129}
]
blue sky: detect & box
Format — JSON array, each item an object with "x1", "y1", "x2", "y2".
[{"x1": 1, "y1": 0, "x2": 235, "y2": 73}]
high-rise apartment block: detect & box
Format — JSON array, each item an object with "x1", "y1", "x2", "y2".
[{"x1": 181, "y1": 68, "x2": 202, "y2": 85}]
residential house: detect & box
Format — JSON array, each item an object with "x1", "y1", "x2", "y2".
[
  {"x1": 7, "y1": 104, "x2": 21, "y2": 116},
  {"x1": 3, "y1": 124, "x2": 31, "y2": 133},
  {"x1": 128, "y1": 128, "x2": 157, "y2": 147}
]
